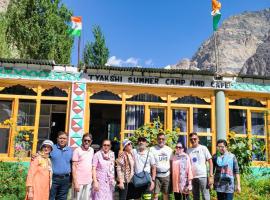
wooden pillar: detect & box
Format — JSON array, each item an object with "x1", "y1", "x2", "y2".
[
  {"x1": 32, "y1": 85, "x2": 42, "y2": 154},
  {"x1": 267, "y1": 100, "x2": 270, "y2": 164},
  {"x1": 9, "y1": 98, "x2": 19, "y2": 157},
  {"x1": 167, "y1": 94, "x2": 172, "y2": 130},
  {"x1": 120, "y1": 92, "x2": 126, "y2": 150}
]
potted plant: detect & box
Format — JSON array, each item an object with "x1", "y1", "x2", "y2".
[{"x1": 14, "y1": 128, "x2": 34, "y2": 157}]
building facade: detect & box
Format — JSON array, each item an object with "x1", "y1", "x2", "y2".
[{"x1": 0, "y1": 58, "x2": 269, "y2": 166}]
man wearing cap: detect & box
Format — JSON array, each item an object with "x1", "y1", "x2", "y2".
[
  {"x1": 116, "y1": 139, "x2": 134, "y2": 200},
  {"x1": 72, "y1": 133, "x2": 94, "y2": 200},
  {"x1": 131, "y1": 136, "x2": 156, "y2": 200},
  {"x1": 50, "y1": 131, "x2": 73, "y2": 200},
  {"x1": 150, "y1": 132, "x2": 173, "y2": 200}
]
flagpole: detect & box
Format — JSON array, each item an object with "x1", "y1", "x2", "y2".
[
  {"x1": 78, "y1": 36, "x2": 81, "y2": 67},
  {"x1": 214, "y1": 31, "x2": 218, "y2": 74}
]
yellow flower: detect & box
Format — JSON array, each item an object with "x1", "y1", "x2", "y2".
[
  {"x1": 175, "y1": 128, "x2": 181, "y2": 133},
  {"x1": 149, "y1": 123, "x2": 154, "y2": 128},
  {"x1": 25, "y1": 138, "x2": 29, "y2": 141},
  {"x1": 165, "y1": 129, "x2": 170, "y2": 134}
]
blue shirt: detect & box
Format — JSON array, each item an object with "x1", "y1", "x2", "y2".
[{"x1": 50, "y1": 144, "x2": 73, "y2": 175}]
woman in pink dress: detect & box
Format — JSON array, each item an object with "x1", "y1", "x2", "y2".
[
  {"x1": 25, "y1": 140, "x2": 53, "y2": 200},
  {"x1": 92, "y1": 139, "x2": 115, "y2": 200},
  {"x1": 171, "y1": 142, "x2": 193, "y2": 200}
]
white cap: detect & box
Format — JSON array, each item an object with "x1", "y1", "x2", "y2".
[
  {"x1": 122, "y1": 139, "x2": 132, "y2": 149},
  {"x1": 41, "y1": 140, "x2": 54, "y2": 149}
]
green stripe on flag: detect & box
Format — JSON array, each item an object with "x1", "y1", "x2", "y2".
[
  {"x1": 69, "y1": 29, "x2": 81, "y2": 37},
  {"x1": 213, "y1": 13, "x2": 221, "y2": 31}
]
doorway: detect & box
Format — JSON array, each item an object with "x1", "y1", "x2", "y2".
[
  {"x1": 38, "y1": 101, "x2": 67, "y2": 148},
  {"x1": 90, "y1": 104, "x2": 121, "y2": 153}
]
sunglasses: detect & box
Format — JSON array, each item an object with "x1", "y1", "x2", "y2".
[
  {"x1": 190, "y1": 138, "x2": 198, "y2": 141},
  {"x1": 138, "y1": 139, "x2": 146, "y2": 142},
  {"x1": 176, "y1": 146, "x2": 183, "y2": 149},
  {"x1": 103, "y1": 144, "x2": 111, "y2": 147},
  {"x1": 83, "y1": 139, "x2": 91, "y2": 142}
]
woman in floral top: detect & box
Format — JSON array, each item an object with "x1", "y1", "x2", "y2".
[
  {"x1": 92, "y1": 139, "x2": 115, "y2": 200},
  {"x1": 116, "y1": 139, "x2": 135, "y2": 200},
  {"x1": 25, "y1": 140, "x2": 53, "y2": 200},
  {"x1": 171, "y1": 142, "x2": 193, "y2": 200}
]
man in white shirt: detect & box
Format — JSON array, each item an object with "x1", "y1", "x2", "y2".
[
  {"x1": 187, "y1": 132, "x2": 213, "y2": 200},
  {"x1": 150, "y1": 133, "x2": 173, "y2": 200},
  {"x1": 131, "y1": 136, "x2": 156, "y2": 200}
]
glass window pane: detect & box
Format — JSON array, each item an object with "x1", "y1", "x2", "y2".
[
  {"x1": 52, "y1": 104, "x2": 66, "y2": 113},
  {"x1": 17, "y1": 102, "x2": 36, "y2": 126},
  {"x1": 229, "y1": 109, "x2": 247, "y2": 134},
  {"x1": 199, "y1": 136, "x2": 212, "y2": 154},
  {"x1": 193, "y1": 108, "x2": 211, "y2": 133},
  {"x1": 150, "y1": 108, "x2": 165, "y2": 125},
  {"x1": 126, "y1": 94, "x2": 166, "y2": 103},
  {"x1": 251, "y1": 112, "x2": 265, "y2": 136},
  {"x1": 125, "y1": 105, "x2": 144, "y2": 130},
  {"x1": 173, "y1": 109, "x2": 187, "y2": 132},
  {"x1": 252, "y1": 138, "x2": 266, "y2": 161},
  {"x1": 0, "y1": 128, "x2": 10, "y2": 153},
  {"x1": 39, "y1": 116, "x2": 50, "y2": 127},
  {"x1": 0, "y1": 100, "x2": 12, "y2": 123},
  {"x1": 40, "y1": 104, "x2": 51, "y2": 115}
]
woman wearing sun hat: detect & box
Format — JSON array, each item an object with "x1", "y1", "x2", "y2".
[
  {"x1": 25, "y1": 140, "x2": 53, "y2": 200},
  {"x1": 116, "y1": 139, "x2": 135, "y2": 200}
]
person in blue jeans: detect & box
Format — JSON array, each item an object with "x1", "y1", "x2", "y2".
[
  {"x1": 213, "y1": 139, "x2": 241, "y2": 200},
  {"x1": 50, "y1": 131, "x2": 73, "y2": 200}
]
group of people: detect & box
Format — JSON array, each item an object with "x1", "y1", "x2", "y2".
[{"x1": 25, "y1": 131, "x2": 241, "y2": 200}]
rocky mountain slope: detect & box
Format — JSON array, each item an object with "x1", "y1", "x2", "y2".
[{"x1": 173, "y1": 8, "x2": 270, "y2": 76}]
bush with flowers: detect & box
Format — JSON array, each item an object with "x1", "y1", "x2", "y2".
[
  {"x1": 0, "y1": 118, "x2": 33, "y2": 158},
  {"x1": 129, "y1": 119, "x2": 179, "y2": 149},
  {"x1": 227, "y1": 131, "x2": 266, "y2": 175}
]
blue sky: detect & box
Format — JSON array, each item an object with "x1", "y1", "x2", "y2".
[{"x1": 62, "y1": 0, "x2": 270, "y2": 67}]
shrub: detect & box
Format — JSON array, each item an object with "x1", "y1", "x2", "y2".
[
  {"x1": 129, "y1": 119, "x2": 179, "y2": 148},
  {"x1": 0, "y1": 162, "x2": 27, "y2": 200}
]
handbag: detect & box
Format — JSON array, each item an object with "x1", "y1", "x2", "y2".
[{"x1": 132, "y1": 150, "x2": 151, "y2": 188}]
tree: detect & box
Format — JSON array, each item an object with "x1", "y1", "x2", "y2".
[
  {"x1": 0, "y1": 14, "x2": 12, "y2": 58},
  {"x1": 83, "y1": 25, "x2": 109, "y2": 66},
  {"x1": 5, "y1": 0, "x2": 73, "y2": 64}
]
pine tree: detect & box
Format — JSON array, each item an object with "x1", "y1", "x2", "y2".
[{"x1": 83, "y1": 25, "x2": 109, "y2": 67}]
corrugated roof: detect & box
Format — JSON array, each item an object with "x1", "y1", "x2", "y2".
[
  {"x1": 0, "y1": 58, "x2": 55, "y2": 65},
  {"x1": 85, "y1": 65, "x2": 215, "y2": 75}
]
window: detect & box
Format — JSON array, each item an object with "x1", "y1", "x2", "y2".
[
  {"x1": 229, "y1": 109, "x2": 247, "y2": 134},
  {"x1": 172, "y1": 96, "x2": 210, "y2": 105},
  {"x1": 0, "y1": 100, "x2": 12, "y2": 123},
  {"x1": 17, "y1": 101, "x2": 36, "y2": 126},
  {"x1": 125, "y1": 105, "x2": 144, "y2": 130},
  {"x1": 42, "y1": 87, "x2": 68, "y2": 97},
  {"x1": 0, "y1": 128, "x2": 10, "y2": 153},
  {"x1": 150, "y1": 108, "x2": 165, "y2": 125},
  {"x1": 173, "y1": 109, "x2": 187, "y2": 132},
  {"x1": 0, "y1": 85, "x2": 36, "y2": 95},
  {"x1": 193, "y1": 108, "x2": 211, "y2": 133},
  {"x1": 230, "y1": 98, "x2": 265, "y2": 107}
]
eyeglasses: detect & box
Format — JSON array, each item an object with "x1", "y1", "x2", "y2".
[
  {"x1": 190, "y1": 138, "x2": 198, "y2": 141},
  {"x1": 103, "y1": 144, "x2": 111, "y2": 147},
  {"x1": 83, "y1": 139, "x2": 91, "y2": 143},
  {"x1": 175, "y1": 146, "x2": 183, "y2": 149}
]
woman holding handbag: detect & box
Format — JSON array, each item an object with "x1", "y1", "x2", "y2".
[
  {"x1": 171, "y1": 142, "x2": 193, "y2": 200},
  {"x1": 116, "y1": 139, "x2": 135, "y2": 200}
]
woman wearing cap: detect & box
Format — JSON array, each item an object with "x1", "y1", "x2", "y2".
[
  {"x1": 171, "y1": 142, "x2": 193, "y2": 200},
  {"x1": 25, "y1": 140, "x2": 53, "y2": 200},
  {"x1": 116, "y1": 139, "x2": 135, "y2": 200}
]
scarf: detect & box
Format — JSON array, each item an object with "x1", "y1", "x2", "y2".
[{"x1": 216, "y1": 152, "x2": 234, "y2": 181}]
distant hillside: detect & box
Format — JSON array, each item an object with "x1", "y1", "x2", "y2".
[{"x1": 172, "y1": 8, "x2": 270, "y2": 76}]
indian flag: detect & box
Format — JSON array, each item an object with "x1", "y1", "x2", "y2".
[
  {"x1": 211, "y1": 0, "x2": 221, "y2": 31},
  {"x1": 69, "y1": 16, "x2": 82, "y2": 36}
]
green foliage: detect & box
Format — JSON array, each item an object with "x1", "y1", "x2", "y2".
[
  {"x1": 227, "y1": 132, "x2": 265, "y2": 175},
  {"x1": 5, "y1": 0, "x2": 73, "y2": 63},
  {"x1": 0, "y1": 162, "x2": 27, "y2": 200},
  {"x1": 0, "y1": 13, "x2": 12, "y2": 58},
  {"x1": 129, "y1": 120, "x2": 179, "y2": 149},
  {"x1": 14, "y1": 128, "x2": 34, "y2": 157},
  {"x1": 83, "y1": 25, "x2": 109, "y2": 67}
]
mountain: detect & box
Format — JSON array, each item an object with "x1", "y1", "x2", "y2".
[{"x1": 172, "y1": 8, "x2": 270, "y2": 76}]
